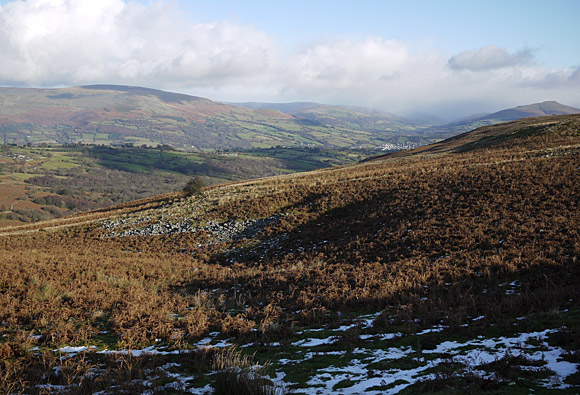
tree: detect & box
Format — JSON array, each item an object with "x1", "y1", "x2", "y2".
[{"x1": 183, "y1": 175, "x2": 205, "y2": 196}]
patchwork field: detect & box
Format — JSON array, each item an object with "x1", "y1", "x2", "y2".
[
  {"x1": 0, "y1": 85, "x2": 433, "y2": 151},
  {"x1": 0, "y1": 114, "x2": 579, "y2": 393},
  {"x1": 0, "y1": 144, "x2": 369, "y2": 227}
]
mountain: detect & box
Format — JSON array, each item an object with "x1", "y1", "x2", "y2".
[
  {"x1": 369, "y1": 113, "x2": 580, "y2": 161},
  {"x1": 231, "y1": 101, "x2": 431, "y2": 130},
  {"x1": 483, "y1": 100, "x2": 580, "y2": 121},
  {"x1": 1, "y1": 113, "x2": 579, "y2": 392},
  {"x1": 429, "y1": 101, "x2": 580, "y2": 137},
  {"x1": 3, "y1": 85, "x2": 575, "y2": 151},
  {"x1": 227, "y1": 101, "x2": 321, "y2": 114},
  {"x1": 0, "y1": 85, "x2": 431, "y2": 150},
  {"x1": 232, "y1": 100, "x2": 580, "y2": 144}
]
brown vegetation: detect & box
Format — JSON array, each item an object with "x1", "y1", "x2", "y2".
[{"x1": 0, "y1": 114, "x2": 579, "y2": 391}]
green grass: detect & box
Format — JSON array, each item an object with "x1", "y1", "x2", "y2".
[
  {"x1": 41, "y1": 159, "x2": 79, "y2": 170},
  {"x1": 0, "y1": 143, "x2": 374, "y2": 226},
  {"x1": 367, "y1": 379, "x2": 410, "y2": 391},
  {"x1": 10, "y1": 173, "x2": 37, "y2": 181}
]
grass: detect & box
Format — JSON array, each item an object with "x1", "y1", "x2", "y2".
[
  {"x1": 211, "y1": 347, "x2": 284, "y2": 395},
  {"x1": 0, "y1": 144, "x2": 366, "y2": 226}
]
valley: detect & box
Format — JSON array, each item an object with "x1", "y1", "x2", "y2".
[
  {"x1": 0, "y1": 114, "x2": 578, "y2": 393},
  {"x1": 3, "y1": 85, "x2": 576, "y2": 153},
  {"x1": 0, "y1": 144, "x2": 370, "y2": 226},
  {"x1": 2, "y1": 84, "x2": 578, "y2": 230},
  {"x1": 0, "y1": 85, "x2": 433, "y2": 151},
  {"x1": 1, "y1": 0, "x2": 578, "y2": 392}
]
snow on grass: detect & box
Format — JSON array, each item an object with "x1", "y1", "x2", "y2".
[
  {"x1": 96, "y1": 346, "x2": 187, "y2": 357},
  {"x1": 274, "y1": 327, "x2": 578, "y2": 394},
  {"x1": 420, "y1": 328, "x2": 577, "y2": 390},
  {"x1": 55, "y1": 345, "x2": 95, "y2": 354},
  {"x1": 194, "y1": 337, "x2": 213, "y2": 346},
  {"x1": 529, "y1": 348, "x2": 578, "y2": 389},
  {"x1": 423, "y1": 329, "x2": 557, "y2": 356},
  {"x1": 48, "y1": 310, "x2": 579, "y2": 394},
  {"x1": 416, "y1": 325, "x2": 446, "y2": 335},
  {"x1": 302, "y1": 346, "x2": 427, "y2": 395},
  {"x1": 360, "y1": 332, "x2": 401, "y2": 340},
  {"x1": 292, "y1": 337, "x2": 336, "y2": 347}
]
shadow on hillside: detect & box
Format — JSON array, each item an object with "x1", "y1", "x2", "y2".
[{"x1": 169, "y1": 177, "x2": 580, "y2": 329}]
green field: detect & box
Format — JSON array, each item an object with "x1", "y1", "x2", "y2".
[
  {"x1": 0, "y1": 144, "x2": 371, "y2": 226},
  {"x1": 0, "y1": 86, "x2": 441, "y2": 151}
]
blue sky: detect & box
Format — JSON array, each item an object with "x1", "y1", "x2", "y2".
[
  {"x1": 0, "y1": 0, "x2": 578, "y2": 118},
  {"x1": 181, "y1": 0, "x2": 579, "y2": 69}
]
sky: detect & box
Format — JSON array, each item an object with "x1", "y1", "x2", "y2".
[{"x1": 0, "y1": 0, "x2": 578, "y2": 119}]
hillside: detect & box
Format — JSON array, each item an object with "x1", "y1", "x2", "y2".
[
  {"x1": 2, "y1": 85, "x2": 575, "y2": 151},
  {"x1": 232, "y1": 101, "x2": 426, "y2": 132},
  {"x1": 0, "y1": 85, "x2": 431, "y2": 150},
  {"x1": 0, "y1": 144, "x2": 369, "y2": 226},
  {"x1": 370, "y1": 113, "x2": 580, "y2": 160},
  {"x1": 488, "y1": 100, "x2": 580, "y2": 119},
  {"x1": 426, "y1": 101, "x2": 580, "y2": 137},
  {"x1": 233, "y1": 100, "x2": 580, "y2": 143},
  {"x1": 0, "y1": 114, "x2": 579, "y2": 393}
]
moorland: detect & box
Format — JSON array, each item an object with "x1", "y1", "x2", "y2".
[{"x1": 0, "y1": 113, "x2": 578, "y2": 393}]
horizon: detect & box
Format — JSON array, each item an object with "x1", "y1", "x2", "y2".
[
  {"x1": 0, "y1": 0, "x2": 578, "y2": 119},
  {"x1": 2, "y1": 83, "x2": 578, "y2": 122}
]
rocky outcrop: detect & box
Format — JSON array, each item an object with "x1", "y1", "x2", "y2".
[{"x1": 101, "y1": 214, "x2": 282, "y2": 243}]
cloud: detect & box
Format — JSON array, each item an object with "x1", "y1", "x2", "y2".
[
  {"x1": 280, "y1": 39, "x2": 579, "y2": 118},
  {"x1": 447, "y1": 45, "x2": 535, "y2": 71},
  {"x1": 569, "y1": 67, "x2": 580, "y2": 82},
  {"x1": 289, "y1": 37, "x2": 409, "y2": 87},
  {"x1": 0, "y1": 1, "x2": 578, "y2": 118},
  {"x1": 0, "y1": 0, "x2": 277, "y2": 87},
  {"x1": 277, "y1": 36, "x2": 440, "y2": 111}
]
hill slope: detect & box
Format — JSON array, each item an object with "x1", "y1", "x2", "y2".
[
  {"x1": 0, "y1": 85, "x2": 430, "y2": 150},
  {"x1": 231, "y1": 101, "x2": 427, "y2": 131},
  {"x1": 370, "y1": 113, "x2": 580, "y2": 160},
  {"x1": 0, "y1": 115, "x2": 579, "y2": 393},
  {"x1": 427, "y1": 101, "x2": 580, "y2": 137},
  {"x1": 483, "y1": 100, "x2": 580, "y2": 120}
]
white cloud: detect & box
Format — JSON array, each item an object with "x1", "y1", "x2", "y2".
[
  {"x1": 276, "y1": 39, "x2": 580, "y2": 117},
  {"x1": 289, "y1": 37, "x2": 408, "y2": 87},
  {"x1": 447, "y1": 45, "x2": 534, "y2": 71},
  {"x1": 0, "y1": 0, "x2": 578, "y2": 118},
  {"x1": 276, "y1": 37, "x2": 448, "y2": 113},
  {"x1": 0, "y1": 0, "x2": 277, "y2": 87}
]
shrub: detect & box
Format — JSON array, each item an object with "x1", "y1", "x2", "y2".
[{"x1": 183, "y1": 175, "x2": 205, "y2": 196}]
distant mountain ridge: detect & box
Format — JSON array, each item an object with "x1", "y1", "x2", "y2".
[
  {"x1": 230, "y1": 100, "x2": 580, "y2": 140},
  {"x1": 428, "y1": 101, "x2": 580, "y2": 136},
  {"x1": 369, "y1": 113, "x2": 580, "y2": 162},
  {"x1": 0, "y1": 85, "x2": 432, "y2": 149},
  {"x1": 230, "y1": 101, "x2": 428, "y2": 131},
  {"x1": 0, "y1": 84, "x2": 578, "y2": 149},
  {"x1": 479, "y1": 100, "x2": 580, "y2": 121},
  {"x1": 228, "y1": 102, "x2": 322, "y2": 114},
  {"x1": 81, "y1": 84, "x2": 206, "y2": 104}
]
